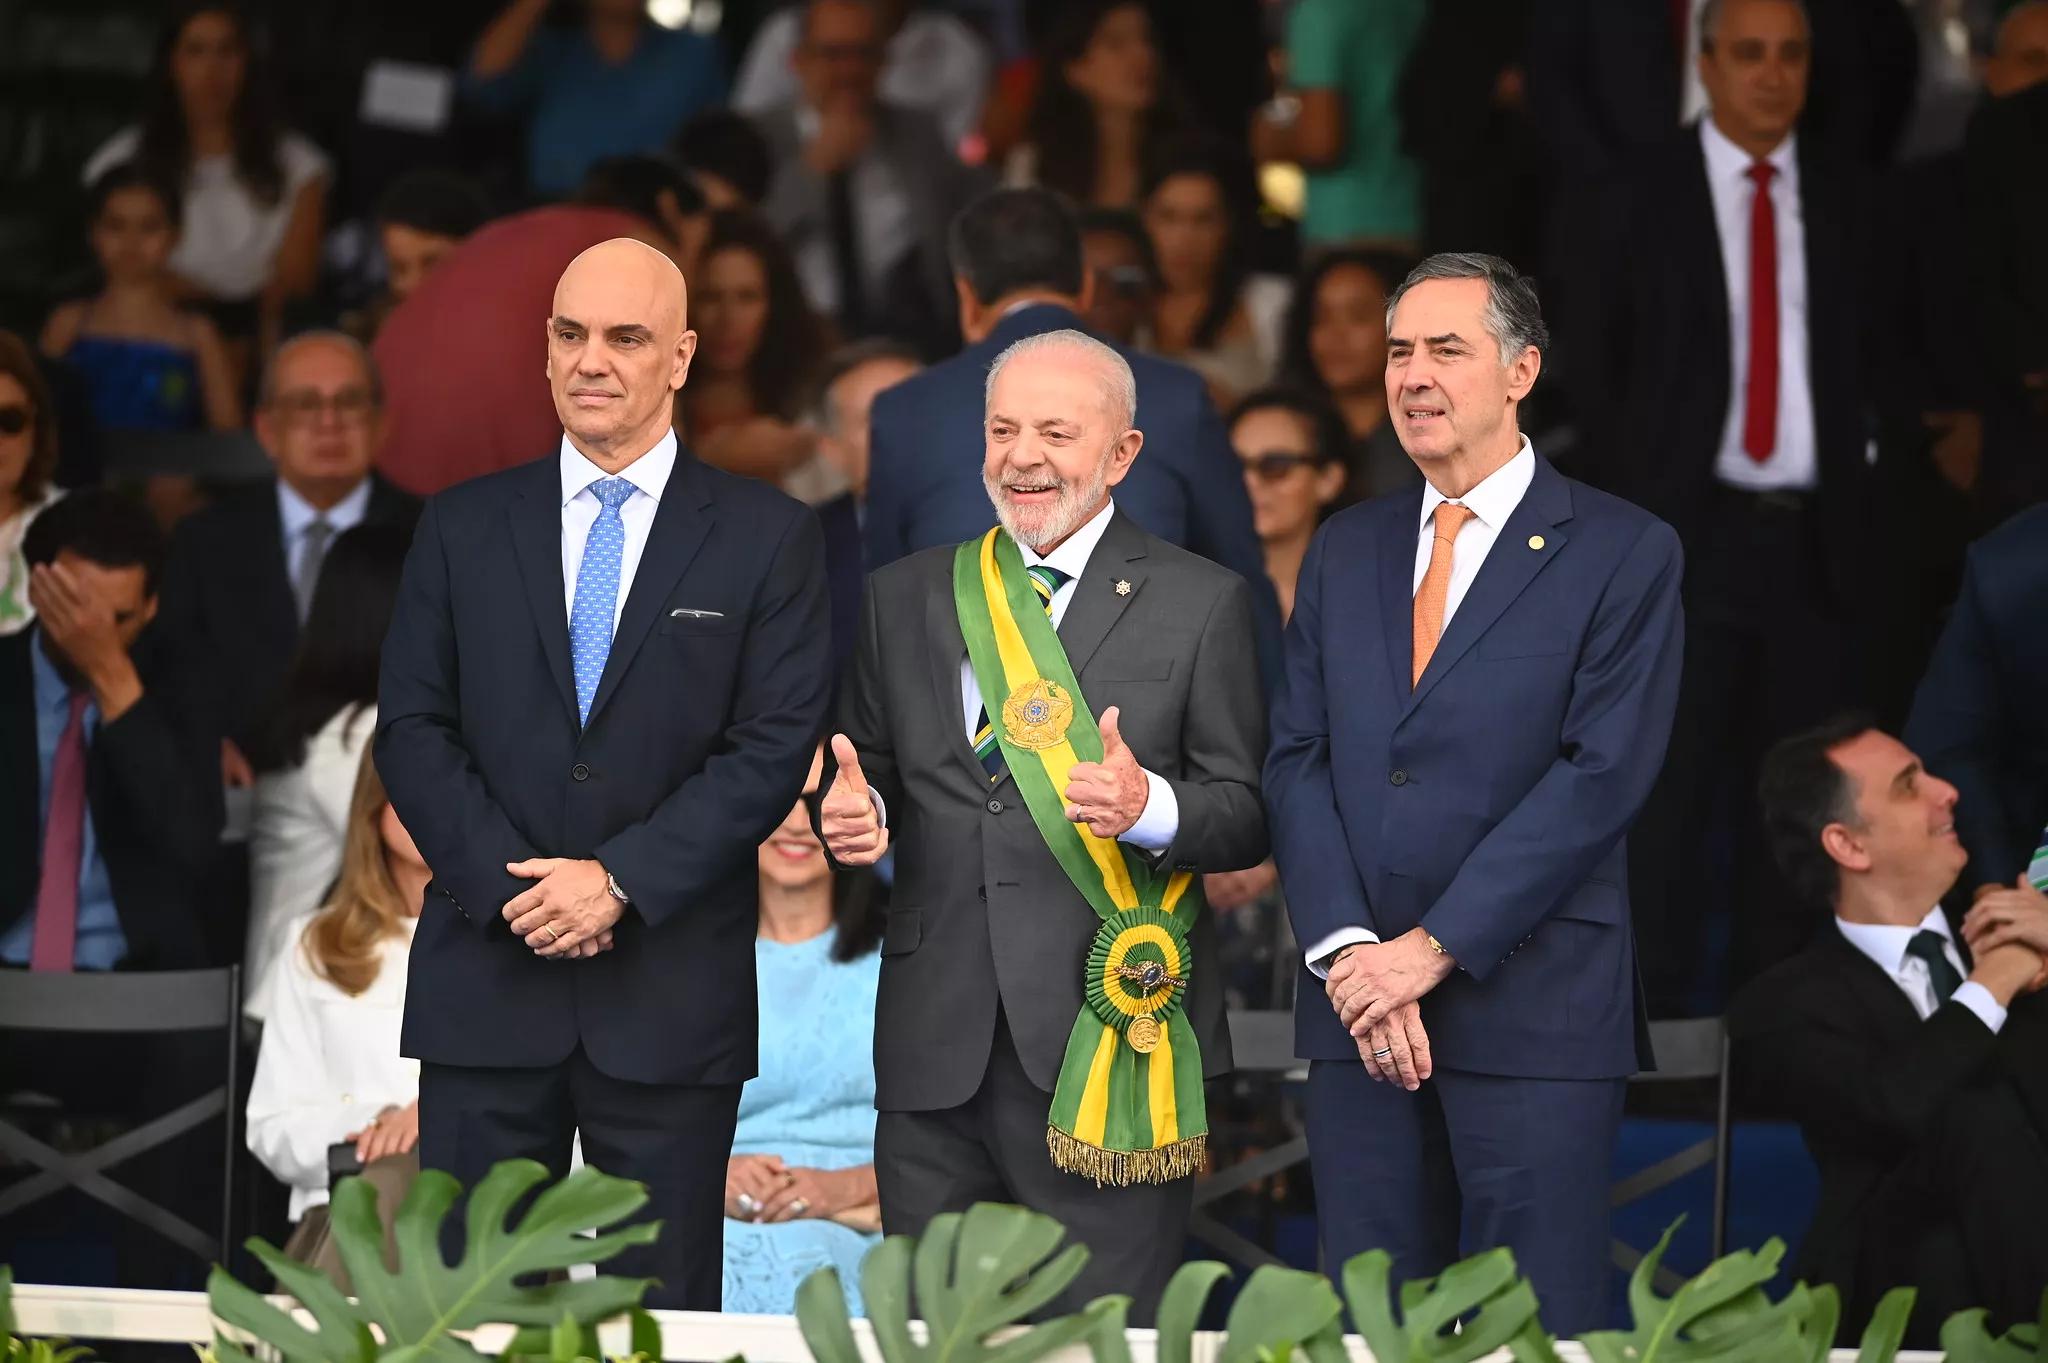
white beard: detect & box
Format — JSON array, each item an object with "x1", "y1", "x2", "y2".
[{"x1": 984, "y1": 456, "x2": 1111, "y2": 553}]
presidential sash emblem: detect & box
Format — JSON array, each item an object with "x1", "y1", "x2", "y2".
[{"x1": 1002, "y1": 678, "x2": 1073, "y2": 750}]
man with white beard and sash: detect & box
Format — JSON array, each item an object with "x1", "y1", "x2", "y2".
[{"x1": 820, "y1": 329, "x2": 1268, "y2": 1318}]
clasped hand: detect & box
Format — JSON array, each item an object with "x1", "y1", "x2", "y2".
[
  {"x1": 1963, "y1": 875, "x2": 2048, "y2": 993},
  {"x1": 502, "y1": 858, "x2": 620, "y2": 958},
  {"x1": 1326, "y1": 928, "x2": 1457, "y2": 1091}
]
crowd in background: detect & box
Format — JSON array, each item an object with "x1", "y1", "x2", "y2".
[{"x1": 3, "y1": 0, "x2": 2048, "y2": 1331}]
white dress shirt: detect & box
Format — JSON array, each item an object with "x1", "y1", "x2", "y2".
[
  {"x1": 1836, "y1": 907, "x2": 2007, "y2": 1034},
  {"x1": 559, "y1": 430, "x2": 676, "y2": 631},
  {"x1": 278, "y1": 475, "x2": 372, "y2": 570},
  {"x1": 1303, "y1": 437, "x2": 1537, "y2": 974},
  {"x1": 1699, "y1": 118, "x2": 1816, "y2": 492},
  {"x1": 246, "y1": 703, "x2": 377, "y2": 1022},
  {"x1": 246, "y1": 915, "x2": 420, "y2": 1221}
]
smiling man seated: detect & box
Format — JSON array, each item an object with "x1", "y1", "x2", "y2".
[{"x1": 1733, "y1": 715, "x2": 2048, "y2": 1346}]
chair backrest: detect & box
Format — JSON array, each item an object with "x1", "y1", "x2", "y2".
[
  {"x1": 1226, "y1": 1010, "x2": 1305, "y2": 1078},
  {"x1": 1637, "y1": 1016, "x2": 1727, "y2": 1081},
  {"x1": 0, "y1": 967, "x2": 240, "y2": 1033}
]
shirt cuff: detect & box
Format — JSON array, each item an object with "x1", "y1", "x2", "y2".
[
  {"x1": 1950, "y1": 981, "x2": 2008, "y2": 1034},
  {"x1": 1119, "y1": 770, "x2": 1179, "y2": 854},
  {"x1": 868, "y1": 786, "x2": 888, "y2": 829},
  {"x1": 1304, "y1": 927, "x2": 1381, "y2": 979}
]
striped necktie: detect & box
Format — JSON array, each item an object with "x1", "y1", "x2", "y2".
[{"x1": 972, "y1": 564, "x2": 1069, "y2": 780}]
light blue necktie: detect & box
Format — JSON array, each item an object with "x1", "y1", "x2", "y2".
[{"x1": 570, "y1": 477, "x2": 635, "y2": 726}]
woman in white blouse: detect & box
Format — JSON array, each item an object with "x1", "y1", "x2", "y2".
[
  {"x1": 247, "y1": 523, "x2": 408, "y2": 1018},
  {"x1": 247, "y1": 747, "x2": 424, "y2": 1254}
]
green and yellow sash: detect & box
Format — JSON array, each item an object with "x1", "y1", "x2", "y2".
[{"x1": 953, "y1": 528, "x2": 1207, "y2": 1186}]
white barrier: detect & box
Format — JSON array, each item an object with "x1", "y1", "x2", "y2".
[{"x1": 7, "y1": 1283, "x2": 1946, "y2": 1363}]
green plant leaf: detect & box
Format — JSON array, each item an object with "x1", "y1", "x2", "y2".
[
  {"x1": 1579, "y1": 1220, "x2": 1820, "y2": 1363},
  {"x1": 1336, "y1": 1244, "x2": 1549, "y2": 1363},
  {"x1": 1851, "y1": 1286, "x2": 1913, "y2": 1363},
  {"x1": 794, "y1": 1267, "x2": 865, "y2": 1363},
  {"x1": 1796, "y1": 1283, "x2": 1841, "y2": 1363},
  {"x1": 915, "y1": 1204, "x2": 1092, "y2": 1363},
  {"x1": 1216, "y1": 1266, "x2": 1342, "y2": 1363},
  {"x1": 1337, "y1": 1251, "x2": 1407, "y2": 1363},
  {"x1": 1154, "y1": 1262, "x2": 1229, "y2": 1363},
  {"x1": 1, "y1": 1264, "x2": 14, "y2": 1339},
  {"x1": 858, "y1": 1236, "x2": 920, "y2": 1363},
  {"x1": 1078, "y1": 1295, "x2": 1133, "y2": 1363},
  {"x1": 625, "y1": 1307, "x2": 662, "y2": 1361},
  {"x1": 1940, "y1": 1306, "x2": 2043, "y2": 1363}
]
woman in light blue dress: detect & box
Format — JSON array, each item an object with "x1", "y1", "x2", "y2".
[{"x1": 724, "y1": 747, "x2": 885, "y2": 1315}]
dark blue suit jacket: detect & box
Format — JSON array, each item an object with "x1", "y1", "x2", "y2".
[
  {"x1": 1904, "y1": 503, "x2": 2048, "y2": 893},
  {"x1": 376, "y1": 448, "x2": 831, "y2": 1086},
  {"x1": 1267, "y1": 455, "x2": 1682, "y2": 1079},
  {"x1": 863, "y1": 302, "x2": 1281, "y2": 684}
]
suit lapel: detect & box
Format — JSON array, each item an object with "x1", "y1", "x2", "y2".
[
  {"x1": 253, "y1": 485, "x2": 299, "y2": 648},
  {"x1": 1819, "y1": 928, "x2": 1927, "y2": 1036},
  {"x1": 1378, "y1": 487, "x2": 1424, "y2": 694},
  {"x1": 585, "y1": 452, "x2": 716, "y2": 726},
  {"x1": 1059, "y1": 509, "x2": 1148, "y2": 679},
  {"x1": 1406, "y1": 458, "x2": 1575, "y2": 714},
  {"x1": 925, "y1": 580, "x2": 990, "y2": 785},
  {"x1": 508, "y1": 460, "x2": 578, "y2": 725},
  {"x1": 0, "y1": 634, "x2": 38, "y2": 896}
]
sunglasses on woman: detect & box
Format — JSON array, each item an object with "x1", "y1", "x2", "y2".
[
  {"x1": 1241, "y1": 451, "x2": 1324, "y2": 483},
  {"x1": 0, "y1": 404, "x2": 32, "y2": 436}
]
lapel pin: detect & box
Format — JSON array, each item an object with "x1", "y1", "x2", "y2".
[
  {"x1": 1115, "y1": 580, "x2": 1131, "y2": 595},
  {"x1": 1527, "y1": 535, "x2": 1546, "y2": 551}
]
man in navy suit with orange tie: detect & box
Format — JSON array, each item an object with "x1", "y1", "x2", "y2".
[{"x1": 1266, "y1": 253, "x2": 1684, "y2": 1333}]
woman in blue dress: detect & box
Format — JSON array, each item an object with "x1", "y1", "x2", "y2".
[{"x1": 723, "y1": 746, "x2": 885, "y2": 1315}]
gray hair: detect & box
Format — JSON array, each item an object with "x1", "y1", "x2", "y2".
[
  {"x1": 1383, "y1": 252, "x2": 1549, "y2": 367},
  {"x1": 1699, "y1": 0, "x2": 1811, "y2": 51},
  {"x1": 984, "y1": 329, "x2": 1137, "y2": 432},
  {"x1": 259, "y1": 330, "x2": 384, "y2": 409},
  {"x1": 810, "y1": 338, "x2": 923, "y2": 432}
]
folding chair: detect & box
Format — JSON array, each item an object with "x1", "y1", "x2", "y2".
[
  {"x1": 1613, "y1": 1016, "x2": 1733, "y2": 1292},
  {"x1": 1188, "y1": 1009, "x2": 1311, "y2": 1272},
  {"x1": 0, "y1": 966, "x2": 242, "y2": 1266}
]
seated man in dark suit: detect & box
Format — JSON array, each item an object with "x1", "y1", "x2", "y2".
[
  {"x1": 864, "y1": 187, "x2": 1280, "y2": 684},
  {"x1": 809, "y1": 338, "x2": 919, "y2": 681},
  {"x1": 1905, "y1": 502, "x2": 2048, "y2": 902},
  {"x1": 1733, "y1": 716, "x2": 2048, "y2": 1346},
  {"x1": 1, "y1": 489, "x2": 222, "y2": 972},
  {"x1": 156, "y1": 331, "x2": 419, "y2": 780}
]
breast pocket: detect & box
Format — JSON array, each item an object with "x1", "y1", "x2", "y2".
[
  {"x1": 1475, "y1": 628, "x2": 1570, "y2": 661},
  {"x1": 658, "y1": 609, "x2": 743, "y2": 637}
]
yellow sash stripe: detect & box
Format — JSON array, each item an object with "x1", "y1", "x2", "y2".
[{"x1": 1073, "y1": 1024, "x2": 1119, "y2": 1146}]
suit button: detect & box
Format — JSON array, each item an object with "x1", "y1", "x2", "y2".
[
  {"x1": 1389, "y1": 769, "x2": 1408, "y2": 786},
  {"x1": 986, "y1": 797, "x2": 1004, "y2": 814},
  {"x1": 572, "y1": 764, "x2": 591, "y2": 782},
  {"x1": 978, "y1": 886, "x2": 987, "y2": 901}
]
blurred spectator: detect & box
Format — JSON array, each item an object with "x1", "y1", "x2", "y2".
[
  {"x1": 1734, "y1": 719, "x2": 2048, "y2": 1347},
  {"x1": 1005, "y1": 1, "x2": 1178, "y2": 211},
  {"x1": 84, "y1": 3, "x2": 331, "y2": 369},
  {"x1": 1398, "y1": 0, "x2": 1542, "y2": 267},
  {"x1": 156, "y1": 333, "x2": 418, "y2": 785},
  {"x1": 465, "y1": 0, "x2": 728, "y2": 198},
  {"x1": 675, "y1": 110, "x2": 776, "y2": 210},
  {"x1": 681, "y1": 211, "x2": 831, "y2": 483},
  {"x1": 805, "y1": 340, "x2": 920, "y2": 673},
  {"x1": 370, "y1": 203, "x2": 658, "y2": 493},
  {"x1": 1228, "y1": 388, "x2": 1349, "y2": 623},
  {"x1": 0, "y1": 333, "x2": 65, "y2": 637},
  {"x1": 724, "y1": 746, "x2": 883, "y2": 1315},
  {"x1": 756, "y1": 0, "x2": 979, "y2": 351},
  {"x1": 0, "y1": 490, "x2": 221, "y2": 971},
  {"x1": 246, "y1": 524, "x2": 411, "y2": 1019},
  {"x1": 1905, "y1": 504, "x2": 2048, "y2": 902},
  {"x1": 1250, "y1": 0, "x2": 1425, "y2": 249},
  {"x1": 1139, "y1": 144, "x2": 1284, "y2": 405},
  {"x1": 574, "y1": 155, "x2": 712, "y2": 279},
  {"x1": 343, "y1": 169, "x2": 491, "y2": 342},
  {"x1": 40, "y1": 164, "x2": 241, "y2": 435},
  {"x1": 864, "y1": 187, "x2": 1280, "y2": 684},
  {"x1": 1076, "y1": 208, "x2": 1157, "y2": 348},
  {"x1": 1277, "y1": 248, "x2": 1420, "y2": 501},
  {"x1": 734, "y1": 0, "x2": 992, "y2": 152},
  {"x1": 247, "y1": 749, "x2": 424, "y2": 1272},
  {"x1": 1583, "y1": 0, "x2": 1891, "y2": 1009}
]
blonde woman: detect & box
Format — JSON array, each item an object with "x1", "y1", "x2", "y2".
[{"x1": 247, "y1": 748, "x2": 424, "y2": 1275}]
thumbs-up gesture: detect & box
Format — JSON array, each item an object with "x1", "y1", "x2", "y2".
[
  {"x1": 1063, "y1": 706, "x2": 1150, "y2": 839},
  {"x1": 821, "y1": 733, "x2": 889, "y2": 866}
]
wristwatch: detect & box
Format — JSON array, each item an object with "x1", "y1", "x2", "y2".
[{"x1": 605, "y1": 871, "x2": 631, "y2": 905}]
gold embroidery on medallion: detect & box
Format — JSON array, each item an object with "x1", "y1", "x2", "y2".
[{"x1": 1001, "y1": 679, "x2": 1073, "y2": 751}]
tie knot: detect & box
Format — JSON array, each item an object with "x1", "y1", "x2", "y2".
[
  {"x1": 1905, "y1": 929, "x2": 1950, "y2": 968},
  {"x1": 1747, "y1": 160, "x2": 1776, "y2": 188},
  {"x1": 1432, "y1": 502, "x2": 1477, "y2": 539},
  {"x1": 1029, "y1": 565, "x2": 1071, "y2": 593},
  {"x1": 590, "y1": 477, "x2": 635, "y2": 510}
]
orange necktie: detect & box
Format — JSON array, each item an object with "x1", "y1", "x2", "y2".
[{"x1": 1413, "y1": 502, "x2": 1476, "y2": 688}]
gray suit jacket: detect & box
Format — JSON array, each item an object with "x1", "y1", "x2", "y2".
[{"x1": 837, "y1": 510, "x2": 1268, "y2": 1112}]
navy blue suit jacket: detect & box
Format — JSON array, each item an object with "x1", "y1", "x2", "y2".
[
  {"x1": 1904, "y1": 503, "x2": 2048, "y2": 893},
  {"x1": 863, "y1": 302, "x2": 1281, "y2": 685},
  {"x1": 376, "y1": 448, "x2": 831, "y2": 1086},
  {"x1": 1267, "y1": 455, "x2": 1682, "y2": 1079}
]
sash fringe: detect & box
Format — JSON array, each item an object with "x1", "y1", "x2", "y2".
[{"x1": 1046, "y1": 1127, "x2": 1207, "y2": 1187}]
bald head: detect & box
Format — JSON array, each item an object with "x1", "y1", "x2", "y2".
[
  {"x1": 1988, "y1": 0, "x2": 2048, "y2": 97},
  {"x1": 548, "y1": 237, "x2": 699, "y2": 466}
]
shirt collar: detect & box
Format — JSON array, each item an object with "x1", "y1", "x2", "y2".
[
  {"x1": 1017, "y1": 499, "x2": 1117, "y2": 581},
  {"x1": 1418, "y1": 435, "x2": 1536, "y2": 534},
  {"x1": 559, "y1": 428, "x2": 678, "y2": 508},
  {"x1": 277, "y1": 476, "x2": 373, "y2": 542},
  {"x1": 1836, "y1": 905, "x2": 1953, "y2": 976},
  {"x1": 1698, "y1": 116, "x2": 1798, "y2": 186}
]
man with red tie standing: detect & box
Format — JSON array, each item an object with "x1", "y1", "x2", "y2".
[{"x1": 1574, "y1": 0, "x2": 1890, "y2": 1007}]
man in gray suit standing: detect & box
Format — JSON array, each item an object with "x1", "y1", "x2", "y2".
[{"x1": 821, "y1": 330, "x2": 1268, "y2": 1317}]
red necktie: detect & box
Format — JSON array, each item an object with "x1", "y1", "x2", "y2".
[
  {"x1": 1742, "y1": 161, "x2": 1779, "y2": 463},
  {"x1": 30, "y1": 692, "x2": 90, "y2": 973}
]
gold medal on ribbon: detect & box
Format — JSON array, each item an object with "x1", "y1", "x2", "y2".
[
  {"x1": 1126, "y1": 1015, "x2": 1161, "y2": 1053},
  {"x1": 1002, "y1": 678, "x2": 1073, "y2": 751}
]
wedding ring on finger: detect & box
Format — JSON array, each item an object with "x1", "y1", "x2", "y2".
[
  {"x1": 1372, "y1": 1047, "x2": 1394, "y2": 1061},
  {"x1": 737, "y1": 1193, "x2": 759, "y2": 1215},
  {"x1": 790, "y1": 1198, "x2": 809, "y2": 1216},
  {"x1": 543, "y1": 923, "x2": 560, "y2": 942}
]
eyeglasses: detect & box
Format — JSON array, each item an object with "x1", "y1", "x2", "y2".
[
  {"x1": 1101, "y1": 265, "x2": 1151, "y2": 297},
  {"x1": 0, "y1": 404, "x2": 32, "y2": 437},
  {"x1": 270, "y1": 389, "x2": 376, "y2": 426},
  {"x1": 1241, "y1": 452, "x2": 1325, "y2": 482}
]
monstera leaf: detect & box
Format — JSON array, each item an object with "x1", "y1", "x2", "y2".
[
  {"x1": 794, "y1": 1203, "x2": 1120, "y2": 1363},
  {"x1": 1337, "y1": 1246, "x2": 1555, "y2": 1363},
  {"x1": 207, "y1": 1160, "x2": 659, "y2": 1363},
  {"x1": 1578, "y1": 1220, "x2": 1836, "y2": 1363},
  {"x1": 1849, "y1": 1287, "x2": 1916, "y2": 1363},
  {"x1": 1940, "y1": 1289, "x2": 2047, "y2": 1363},
  {"x1": 1146, "y1": 1259, "x2": 1342, "y2": 1363}
]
